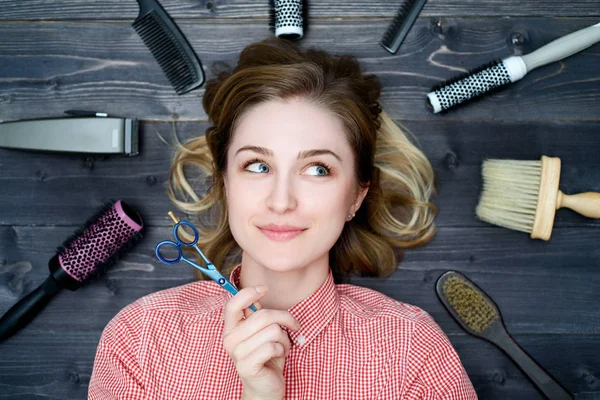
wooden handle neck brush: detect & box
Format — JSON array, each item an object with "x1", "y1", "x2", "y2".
[
  {"x1": 477, "y1": 155, "x2": 600, "y2": 240},
  {"x1": 531, "y1": 156, "x2": 561, "y2": 240}
]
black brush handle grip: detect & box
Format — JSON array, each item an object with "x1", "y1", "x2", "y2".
[
  {"x1": 492, "y1": 329, "x2": 572, "y2": 400},
  {"x1": 0, "y1": 276, "x2": 62, "y2": 343}
]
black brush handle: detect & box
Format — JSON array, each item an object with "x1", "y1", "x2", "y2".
[
  {"x1": 490, "y1": 328, "x2": 572, "y2": 400},
  {"x1": 0, "y1": 276, "x2": 62, "y2": 343}
]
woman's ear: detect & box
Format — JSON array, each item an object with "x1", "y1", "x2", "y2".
[
  {"x1": 222, "y1": 173, "x2": 228, "y2": 197},
  {"x1": 353, "y1": 182, "x2": 370, "y2": 212}
]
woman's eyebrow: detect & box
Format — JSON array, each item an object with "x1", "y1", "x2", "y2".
[
  {"x1": 235, "y1": 145, "x2": 272, "y2": 157},
  {"x1": 298, "y1": 149, "x2": 342, "y2": 162},
  {"x1": 235, "y1": 146, "x2": 342, "y2": 162}
]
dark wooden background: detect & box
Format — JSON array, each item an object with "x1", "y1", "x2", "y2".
[{"x1": 0, "y1": 1, "x2": 599, "y2": 399}]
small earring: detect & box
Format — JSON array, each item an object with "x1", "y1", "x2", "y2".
[{"x1": 348, "y1": 211, "x2": 355, "y2": 220}]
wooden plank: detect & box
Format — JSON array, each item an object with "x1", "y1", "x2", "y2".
[
  {"x1": 0, "y1": 0, "x2": 599, "y2": 20},
  {"x1": 0, "y1": 5, "x2": 598, "y2": 399},
  {"x1": 1, "y1": 226, "x2": 598, "y2": 336},
  {"x1": 0, "y1": 331, "x2": 596, "y2": 399},
  {"x1": 1, "y1": 214, "x2": 598, "y2": 399},
  {"x1": 1, "y1": 223, "x2": 599, "y2": 398},
  {"x1": 0, "y1": 18, "x2": 598, "y2": 122},
  {"x1": 1, "y1": 120, "x2": 598, "y2": 227}
]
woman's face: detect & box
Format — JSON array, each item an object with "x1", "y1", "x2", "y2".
[{"x1": 223, "y1": 97, "x2": 368, "y2": 272}]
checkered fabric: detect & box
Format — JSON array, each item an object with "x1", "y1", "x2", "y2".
[{"x1": 89, "y1": 265, "x2": 477, "y2": 399}]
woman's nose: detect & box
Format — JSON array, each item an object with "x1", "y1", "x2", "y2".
[{"x1": 266, "y1": 175, "x2": 297, "y2": 213}]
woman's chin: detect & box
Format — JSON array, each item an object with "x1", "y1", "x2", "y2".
[
  {"x1": 255, "y1": 256, "x2": 304, "y2": 272},
  {"x1": 239, "y1": 236, "x2": 330, "y2": 273}
]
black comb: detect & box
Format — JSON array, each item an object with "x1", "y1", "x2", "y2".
[
  {"x1": 380, "y1": 0, "x2": 427, "y2": 54},
  {"x1": 132, "y1": 0, "x2": 205, "y2": 95}
]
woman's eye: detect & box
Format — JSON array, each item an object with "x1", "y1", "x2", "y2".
[
  {"x1": 246, "y1": 162, "x2": 270, "y2": 173},
  {"x1": 305, "y1": 165, "x2": 330, "y2": 176}
]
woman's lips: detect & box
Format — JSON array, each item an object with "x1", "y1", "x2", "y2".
[{"x1": 258, "y1": 227, "x2": 306, "y2": 242}]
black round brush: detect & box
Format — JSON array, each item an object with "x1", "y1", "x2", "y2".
[
  {"x1": 268, "y1": 0, "x2": 308, "y2": 41},
  {"x1": 426, "y1": 23, "x2": 600, "y2": 113},
  {"x1": 0, "y1": 200, "x2": 144, "y2": 343},
  {"x1": 436, "y1": 271, "x2": 573, "y2": 400}
]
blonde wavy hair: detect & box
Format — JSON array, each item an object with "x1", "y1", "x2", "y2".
[{"x1": 167, "y1": 38, "x2": 436, "y2": 282}]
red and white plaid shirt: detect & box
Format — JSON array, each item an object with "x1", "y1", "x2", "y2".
[{"x1": 89, "y1": 265, "x2": 477, "y2": 399}]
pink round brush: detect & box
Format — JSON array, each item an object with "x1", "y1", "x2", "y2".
[{"x1": 0, "y1": 200, "x2": 143, "y2": 343}]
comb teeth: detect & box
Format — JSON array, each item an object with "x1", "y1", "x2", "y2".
[
  {"x1": 380, "y1": 0, "x2": 427, "y2": 54},
  {"x1": 133, "y1": 12, "x2": 201, "y2": 95}
]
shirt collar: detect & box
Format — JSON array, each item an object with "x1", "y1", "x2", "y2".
[{"x1": 228, "y1": 264, "x2": 339, "y2": 348}]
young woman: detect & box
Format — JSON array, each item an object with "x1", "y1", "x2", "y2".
[{"x1": 89, "y1": 38, "x2": 477, "y2": 400}]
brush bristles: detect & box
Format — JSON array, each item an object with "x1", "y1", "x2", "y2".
[
  {"x1": 428, "y1": 60, "x2": 511, "y2": 113},
  {"x1": 268, "y1": 0, "x2": 309, "y2": 37},
  {"x1": 476, "y1": 159, "x2": 542, "y2": 234},
  {"x1": 442, "y1": 276, "x2": 499, "y2": 334}
]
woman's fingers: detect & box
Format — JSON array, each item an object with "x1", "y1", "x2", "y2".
[
  {"x1": 223, "y1": 285, "x2": 268, "y2": 336},
  {"x1": 244, "y1": 296, "x2": 263, "y2": 319},
  {"x1": 232, "y1": 323, "x2": 292, "y2": 361},
  {"x1": 236, "y1": 341, "x2": 286, "y2": 377},
  {"x1": 221, "y1": 286, "x2": 302, "y2": 399},
  {"x1": 223, "y1": 308, "x2": 301, "y2": 352}
]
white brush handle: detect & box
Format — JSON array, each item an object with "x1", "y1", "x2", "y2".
[{"x1": 522, "y1": 22, "x2": 600, "y2": 71}]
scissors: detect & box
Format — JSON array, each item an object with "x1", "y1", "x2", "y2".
[{"x1": 155, "y1": 220, "x2": 257, "y2": 312}]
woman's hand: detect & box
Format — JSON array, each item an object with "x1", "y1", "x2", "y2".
[{"x1": 223, "y1": 285, "x2": 301, "y2": 400}]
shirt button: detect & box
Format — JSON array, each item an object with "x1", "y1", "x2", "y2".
[{"x1": 296, "y1": 335, "x2": 306, "y2": 346}]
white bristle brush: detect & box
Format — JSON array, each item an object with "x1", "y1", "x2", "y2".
[
  {"x1": 476, "y1": 156, "x2": 600, "y2": 241},
  {"x1": 427, "y1": 22, "x2": 600, "y2": 113}
]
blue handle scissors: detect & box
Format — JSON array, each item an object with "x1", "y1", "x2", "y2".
[{"x1": 155, "y1": 220, "x2": 257, "y2": 312}]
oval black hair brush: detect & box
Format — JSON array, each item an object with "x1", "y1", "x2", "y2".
[
  {"x1": 0, "y1": 200, "x2": 144, "y2": 343},
  {"x1": 436, "y1": 271, "x2": 573, "y2": 400}
]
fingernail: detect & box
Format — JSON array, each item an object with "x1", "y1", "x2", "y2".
[{"x1": 255, "y1": 285, "x2": 268, "y2": 293}]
